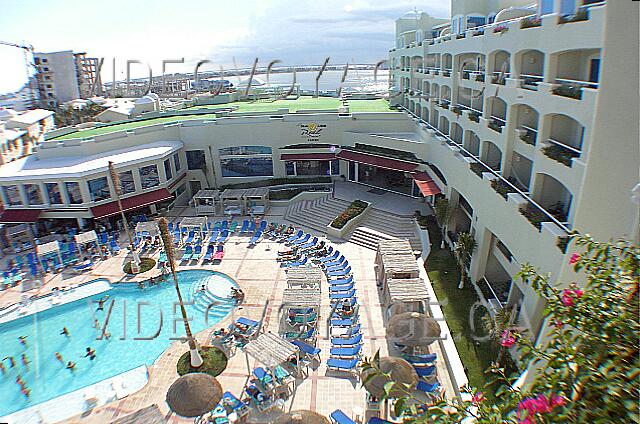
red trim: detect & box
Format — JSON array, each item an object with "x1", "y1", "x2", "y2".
[
  {"x1": 280, "y1": 153, "x2": 336, "y2": 161},
  {"x1": 91, "y1": 188, "x2": 173, "y2": 219},
  {"x1": 0, "y1": 209, "x2": 41, "y2": 223},
  {"x1": 412, "y1": 171, "x2": 442, "y2": 196},
  {"x1": 336, "y1": 150, "x2": 418, "y2": 172}
]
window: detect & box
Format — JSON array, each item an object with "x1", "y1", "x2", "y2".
[
  {"x1": 539, "y1": 0, "x2": 553, "y2": 15},
  {"x1": 288, "y1": 160, "x2": 330, "y2": 176},
  {"x1": 560, "y1": 0, "x2": 575, "y2": 15},
  {"x1": 219, "y1": 146, "x2": 272, "y2": 156},
  {"x1": 164, "y1": 158, "x2": 173, "y2": 181},
  {"x1": 3, "y1": 185, "x2": 21, "y2": 206},
  {"x1": 118, "y1": 170, "x2": 135, "y2": 194},
  {"x1": 173, "y1": 153, "x2": 181, "y2": 172},
  {"x1": 186, "y1": 150, "x2": 206, "y2": 170},
  {"x1": 220, "y1": 157, "x2": 273, "y2": 177},
  {"x1": 331, "y1": 159, "x2": 340, "y2": 175},
  {"x1": 285, "y1": 162, "x2": 296, "y2": 176},
  {"x1": 88, "y1": 177, "x2": 110, "y2": 202},
  {"x1": 45, "y1": 183, "x2": 63, "y2": 204},
  {"x1": 24, "y1": 184, "x2": 43, "y2": 205},
  {"x1": 139, "y1": 164, "x2": 160, "y2": 189},
  {"x1": 175, "y1": 183, "x2": 186, "y2": 198},
  {"x1": 496, "y1": 240, "x2": 513, "y2": 262},
  {"x1": 467, "y1": 16, "x2": 485, "y2": 28},
  {"x1": 65, "y1": 182, "x2": 83, "y2": 204}
]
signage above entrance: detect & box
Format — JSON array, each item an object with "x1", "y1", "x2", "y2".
[{"x1": 299, "y1": 122, "x2": 326, "y2": 143}]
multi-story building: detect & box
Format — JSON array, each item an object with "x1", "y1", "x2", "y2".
[
  {"x1": 33, "y1": 50, "x2": 102, "y2": 108},
  {"x1": 0, "y1": 108, "x2": 55, "y2": 165},
  {"x1": 389, "y1": 0, "x2": 638, "y2": 342}
]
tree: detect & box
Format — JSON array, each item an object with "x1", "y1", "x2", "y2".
[
  {"x1": 434, "y1": 197, "x2": 453, "y2": 249},
  {"x1": 108, "y1": 161, "x2": 140, "y2": 266},
  {"x1": 361, "y1": 236, "x2": 639, "y2": 423},
  {"x1": 455, "y1": 232, "x2": 476, "y2": 289},
  {"x1": 158, "y1": 218, "x2": 203, "y2": 368}
]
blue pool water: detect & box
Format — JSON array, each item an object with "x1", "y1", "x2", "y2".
[{"x1": 0, "y1": 270, "x2": 237, "y2": 417}]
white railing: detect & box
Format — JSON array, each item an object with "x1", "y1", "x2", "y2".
[
  {"x1": 547, "y1": 137, "x2": 582, "y2": 155},
  {"x1": 555, "y1": 77, "x2": 599, "y2": 89},
  {"x1": 520, "y1": 124, "x2": 538, "y2": 133},
  {"x1": 490, "y1": 115, "x2": 506, "y2": 125},
  {"x1": 399, "y1": 105, "x2": 573, "y2": 233},
  {"x1": 482, "y1": 277, "x2": 505, "y2": 308}
]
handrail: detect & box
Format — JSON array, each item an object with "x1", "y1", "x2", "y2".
[
  {"x1": 546, "y1": 137, "x2": 582, "y2": 155},
  {"x1": 398, "y1": 105, "x2": 572, "y2": 233},
  {"x1": 555, "y1": 77, "x2": 598, "y2": 89},
  {"x1": 490, "y1": 115, "x2": 506, "y2": 124},
  {"x1": 482, "y1": 277, "x2": 504, "y2": 306},
  {"x1": 520, "y1": 124, "x2": 538, "y2": 133}
]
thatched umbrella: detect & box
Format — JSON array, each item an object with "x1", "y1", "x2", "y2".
[
  {"x1": 166, "y1": 373, "x2": 223, "y2": 418},
  {"x1": 387, "y1": 311, "x2": 441, "y2": 347},
  {"x1": 274, "y1": 410, "x2": 330, "y2": 424},
  {"x1": 360, "y1": 356, "x2": 418, "y2": 398}
]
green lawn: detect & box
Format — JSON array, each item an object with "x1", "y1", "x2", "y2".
[
  {"x1": 424, "y1": 220, "x2": 503, "y2": 398},
  {"x1": 50, "y1": 96, "x2": 394, "y2": 141}
]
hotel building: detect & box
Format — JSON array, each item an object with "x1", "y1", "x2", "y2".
[{"x1": 0, "y1": 0, "x2": 636, "y2": 355}]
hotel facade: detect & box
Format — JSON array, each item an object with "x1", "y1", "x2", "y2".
[{"x1": 0, "y1": 0, "x2": 636, "y2": 350}]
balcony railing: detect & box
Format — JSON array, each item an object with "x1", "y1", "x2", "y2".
[
  {"x1": 491, "y1": 71, "x2": 510, "y2": 85},
  {"x1": 542, "y1": 138, "x2": 582, "y2": 166},
  {"x1": 398, "y1": 105, "x2": 573, "y2": 233},
  {"x1": 520, "y1": 74, "x2": 543, "y2": 90},
  {"x1": 519, "y1": 125, "x2": 538, "y2": 145}
]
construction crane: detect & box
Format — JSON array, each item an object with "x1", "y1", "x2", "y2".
[{"x1": 0, "y1": 40, "x2": 37, "y2": 107}]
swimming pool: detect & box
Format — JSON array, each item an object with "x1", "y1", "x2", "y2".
[{"x1": 0, "y1": 270, "x2": 238, "y2": 417}]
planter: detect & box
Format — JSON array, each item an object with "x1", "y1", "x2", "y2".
[{"x1": 326, "y1": 200, "x2": 370, "y2": 238}]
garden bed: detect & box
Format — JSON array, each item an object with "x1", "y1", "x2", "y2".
[
  {"x1": 123, "y1": 258, "x2": 156, "y2": 274},
  {"x1": 330, "y1": 200, "x2": 369, "y2": 229},
  {"x1": 177, "y1": 346, "x2": 228, "y2": 377}
]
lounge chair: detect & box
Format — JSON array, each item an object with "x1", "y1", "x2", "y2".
[
  {"x1": 331, "y1": 333, "x2": 363, "y2": 347},
  {"x1": 220, "y1": 391, "x2": 250, "y2": 417},
  {"x1": 236, "y1": 317, "x2": 259, "y2": 327},
  {"x1": 72, "y1": 262, "x2": 93, "y2": 272},
  {"x1": 326, "y1": 357, "x2": 359, "y2": 372},
  {"x1": 221, "y1": 220, "x2": 229, "y2": 230},
  {"x1": 217, "y1": 230, "x2": 230, "y2": 243},
  {"x1": 203, "y1": 245, "x2": 215, "y2": 262},
  {"x1": 213, "y1": 245, "x2": 224, "y2": 261},
  {"x1": 330, "y1": 344, "x2": 362, "y2": 357},
  {"x1": 273, "y1": 365, "x2": 295, "y2": 385},
  {"x1": 109, "y1": 240, "x2": 121, "y2": 253},
  {"x1": 286, "y1": 230, "x2": 303, "y2": 243},
  {"x1": 248, "y1": 231, "x2": 262, "y2": 246},
  {"x1": 326, "y1": 260, "x2": 349, "y2": 273},
  {"x1": 402, "y1": 353, "x2": 437, "y2": 364},
  {"x1": 291, "y1": 340, "x2": 321, "y2": 361},
  {"x1": 329, "y1": 275, "x2": 354, "y2": 286},
  {"x1": 330, "y1": 316, "x2": 359, "y2": 327},
  {"x1": 243, "y1": 384, "x2": 273, "y2": 412},
  {"x1": 324, "y1": 255, "x2": 346, "y2": 268},
  {"x1": 252, "y1": 367, "x2": 275, "y2": 389},
  {"x1": 414, "y1": 365, "x2": 436, "y2": 378},
  {"x1": 287, "y1": 311, "x2": 317, "y2": 324},
  {"x1": 298, "y1": 237, "x2": 318, "y2": 250},
  {"x1": 208, "y1": 229, "x2": 219, "y2": 243},
  {"x1": 248, "y1": 220, "x2": 256, "y2": 233},
  {"x1": 329, "y1": 282, "x2": 355, "y2": 293},
  {"x1": 318, "y1": 251, "x2": 340, "y2": 263},
  {"x1": 284, "y1": 256, "x2": 307, "y2": 268},
  {"x1": 184, "y1": 231, "x2": 195, "y2": 244},
  {"x1": 191, "y1": 245, "x2": 203, "y2": 261},
  {"x1": 416, "y1": 380, "x2": 440, "y2": 394},
  {"x1": 240, "y1": 219, "x2": 249, "y2": 234},
  {"x1": 329, "y1": 288, "x2": 356, "y2": 300},
  {"x1": 284, "y1": 327, "x2": 315, "y2": 341},
  {"x1": 229, "y1": 221, "x2": 239, "y2": 232},
  {"x1": 291, "y1": 234, "x2": 310, "y2": 246},
  {"x1": 330, "y1": 410, "x2": 357, "y2": 424},
  {"x1": 327, "y1": 266, "x2": 351, "y2": 278},
  {"x1": 181, "y1": 246, "x2": 193, "y2": 262}
]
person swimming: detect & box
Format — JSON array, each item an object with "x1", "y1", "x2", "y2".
[
  {"x1": 66, "y1": 361, "x2": 76, "y2": 371},
  {"x1": 85, "y1": 347, "x2": 96, "y2": 360},
  {"x1": 21, "y1": 353, "x2": 30, "y2": 367},
  {"x1": 3, "y1": 356, "x2": 16, "y2": 368},
  {"x1": 93, "y1": 319, "x2": 100, "y2": 329},
  {"x1": 55, "y1": 352, "x2": 64, "y2": 363},
  {"x1": 0, "y1": 361, "x2": 5, "y2": 374},
  {"x1": 60, "y1": 327, "x2": 70, "y2": 337},
  {"x1": 96, "y1": 295, "x2": 109, "y2": 311},
  {"x1": 18, "y1": 335, "x2": 27, "y2": 346},
  {"x1": 21, "y1": 387, "x2": 31, "y2": 398}
]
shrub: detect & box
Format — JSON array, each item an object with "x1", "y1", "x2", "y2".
[
  {"x1": 552, "y1": 84, "x2": 583, "y2": 99},
  {"x1": 488, "y1": 120, "x2": 503, "y2": 133},
  {"x1": 177, "y1": 346, "x2": 227, "y2": 377},
  {"x1": 519, "y1": 203, "x2": 548, "y2": 230},
  {"x1": 559, "y1": 8, "x2": 589, "y2": 24},
  {"x1": 521, "y1": 16, "x2": 542, "y2": 28},
  {"x1": 470, "y1": 162, "x2": 487, "y2": 178},
  {"x1": 451, "y1": 106, "x2": 462, "y2": 116},
  {"x1": 269, "y1": 188, "x2": 304, "y2": 200},
  {"x1": 330, "y1": 200, "x2": 368, "y2": 229},
  {"x1": 468, "y1": 111, "x2": 481, "y2": 122},
  {"x1": 490, "y1": 179, "x2": 516, "y2": 200},
  {"x1": 520, "y1": 130, "x2": 537, "y2": 145},
  {"x1": 475, "y1": 73, "x2": 485, "y2": 82},
  {"x1": 123, "y1": 258, "x2": 156, "y2": 274},
  {"x1": 542, "y1": 145, "x2": 577, "y2": 167},
  {"x1": 493, "y1": 25, "x2": 508, "y2": 34},
  {"x1": 414, "y1": 210, "x2": 436, "y2": 229}
]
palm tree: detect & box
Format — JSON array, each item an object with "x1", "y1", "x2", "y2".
[
  {"x1": 455, "y1": 232, "x2": 477, "y2": 289},
  {"x1": 158, "y1": 217, "x2": 203, "y2": 367},
  {"x1": 108, "y1": 161, "x2": 140, "y2": 266},
  {"x1": 433, "y1": 198, "x2": 453, "y2": 249}
]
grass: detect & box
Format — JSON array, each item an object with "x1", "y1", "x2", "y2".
[
  {"x1": 424, "y1": 220, "x2": 502, "y2": 398},
  {"x1": 177, "y1": 346, "x2": 228, "y2": 377},
  {"x1": 123, "y1": 257, "x2": 156, "y2": 274},
  {"x1": 51, "y1": 97, "x2": 394, "y2": 141}
]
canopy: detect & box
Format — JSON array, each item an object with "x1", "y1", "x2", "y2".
[
  {"x1": 336, "y1": 150, "x2": 418, "y2": 172},
  {"x1": 37, "y1": 240, "x2": 61, "y2": 257},
  {"x1": 91, "y1": 188, "x2": 172, "y2": 219},
  {"x1": 0, "y1": 209, "x2": 41, "y2": 223},
  {"x1": 242, "y1": 187, "x2": 269, "y2": 199},
  {"x1": 387, "y1": 312, "x2": 442, "y2": 347},
  {"x1": 413, "y1": 171, "x2": 442, "y2": 196},
  {"x1": 179, "y1": 216, "x2": 208, "y2": 230},
  {"x1": 135, "y1": 221, "x2": 159, "y2": 236},
  {"x1": 193, "y1": 189, "x2": 220, "y2": 200},
  {"x1": 286, "y1": 267, "x2": 323, "y2": 289},
  {"x1": 281, "y1": 287, "x2": 321, "y2": 308},
  {"x1": 75, "y1": 230, "x2": 98, "y2": 245},
  {"x1": 221, "y1": 189, "x2": 246, "y2": 200},
  {"x1": 243, "y1": 332, "x2": 299, "y2": 370},
  {"x1": 165, "y1": 373, "x2": 223, "y2": 418},
  {"x1": 387, "y1": 278, "x2": 429, "y2": 304},
  {"x1": 280, "y1": 153, "x2": 336, "y2": 161},
  {"x1": 376, "y1": 239, "x2": 419, "y2": 275}
]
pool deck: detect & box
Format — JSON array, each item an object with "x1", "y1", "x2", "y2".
[{"x1": 0, "y1": 207, "x2": 460, "y2": 423}]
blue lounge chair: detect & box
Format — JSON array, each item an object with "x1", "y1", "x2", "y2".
[
  {"x1": 403, "y1": 353, "x2": 438, "y2": 364},
  {"x1": 208, "y1": 229, "x2": 219, "y2": 243},
  {"x1": 415, "y1": 365, "x2": 436, "y2": 378},
  {"x1": 217, "y1": 230, "x2": 230, "y2": 243},
  {"x1": 248, "y1": 220, "x2": 256, "y2": 233},
  {"x1": 324, "y1": 255, "x2": 346, "y2": 268},
  {"x1": 240, "y1": 219, "x2": 249, "y2": 233},
  {"x1": 220, "y1": 391, "x2": 249, "y2": 415},
  {"x1": 236, "y1": 317, "x2": 259, "y2": 327},
  {"x1": 286, "y1": 230, "x2": 303, "y2": 243},
  {"x1": 181, "y1": 246, "x2": 193, "y2": 261},
  {"x1": 184, "y1": 231, "x2": 195, "y2": 244},
  {"x1": 329, "y1": 275, "x2": 354, "y2": 286},
  {"x1": 221, "y1": 220, "x2": 229, "y2": 230},
  {"x1": 291, "y1": 234, "x2": 310, "y2": 246},
  {"x1": 203, "y1": 245, "x2": 215, "y2": 261},
  {"x1": 290, "y1": 340, "x2": 321, "y2": 359},
  {"x1": 330, "y1": 345, "x2": 362, "y2": 357},
  {"x1": 257, "y1": 220, "x2": 267, "y2": 232},
  {"x1": 330, "y1": 316, "x2": 360, "y2": 327},
  {"x1": 252, "y1": 367, "x2": 274, "y2": 386},
  {"x1": 329, "y1": 282, "x2": 355, "y2": 293},
  {"x1": 284, "y1": 256, "x2": 307, "y2": 268},
  {"x1": 298, "y1": 237, "x2": 318, "y2": 250},
  {"x1": 109, "y1": 239, "x2": 121, "y2": 253},
  {"x1": 326, "y1": 260, "x2": 349, "y2": 272},
  {"x1": 326, "y1": 357, "x2": 359, "y2": 372},
  {"x1": 168, "y1": 223, "x2": 174, "y2": 232},
  {"x1": 330, "y1": 410, "x2": 356, "y2": 424},
  {"x1": 72, "y1": 262, "x2": 93, "y2": 272},
  {"x1": 249, "y1": 231, "x2": 262, "y2": 246},
  {"x1": 319, "y1": 251, "x2": 340, "y2": 263},
  {"x1": 331, "y1": 333, "x2": 363, "y2": 346},
  {"x1": 191, "y1": 245, "x2": 203, "y2": 261},
  {"x1": 158, "y1": 251, "x2": 167, "y2": 264},
  {"x1": 416, "y1": 380, "x2": 440, "y2": 394},
  {"x1": 329, "y1": 289, "x2": 356, "y2": 301},
  {"x1": 327, "y1": 266, "x2": 351, "y2": 278}
]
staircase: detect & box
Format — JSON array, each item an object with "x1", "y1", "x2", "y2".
[
  {"x1": 284, "y1": 194, "x2": 351, "y2": 232},
  {"x1": 349, "y1": 208, "x2": 421, "y2": 251}
]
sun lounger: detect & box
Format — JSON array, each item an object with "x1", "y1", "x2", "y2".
[
  {"x1": 191, "y1": 245, "x2": 203, "y2": 261},
  {"x1": 298, "y1": 237, "x2": 318, "y2": 250},
  {"x1": 202, "y1": 245, "x2": 214, "y2": 261},
  {"x1": 252, "y1": 367, "x2": 275, "y2": 387},
  {"x1": 217, "y1": 230, "x2": 230, "y2": 243},
  {"x1": 249, "y1": 231, "x2": 263, "y2": 246},
  {"x1": 109, "y1": 240, "x2": 121, "y2": 253},
  {"x1": 286, "y1": 230, "x2": 303, "y2": 243},
  {"x1": 326, "y1": 260, "x2": 349, "y2": 272},
  {"x1": 184, "y1": 231, "x2": 195, "y2": 244},
  {"x1": 318, "y1": 251, "x2": 339, "y2": 263},
  {"x1": 284, "y1": 256, "x2": 307, "y2": 268},
  {"x1": 236, "y1": 317, "x2": 259, "y2": 327},
  {"x1": 287, "y1": 311, "x2": 317, "y2": 323},
  {"x1": 229, "y1": 221, "x2": 239, "y2": 232},
  {"x1": 181, "y1": 246, "x2": 193, "y2": 261},
  {"x1": 324, "y1": 255, "x2": 346, "y2": 268},
  {"x1": 402, "y1": 353, "x2": 438, "y2": 364},
  {"x1": 414, "y1": 365, "x2": 436, "y2": 378},
  {"x1": 213, "y1": 245, "x2": 224, "y2": 261},
  {"x1": 248, "y1": 220, "x2": 256, "y2": 233},
  {"x1": 291, "y1": 340, "x2": 321, "y2": 360},
  {"x1": 208, "y1": 229, "x2": 219, "y2": 243},
  {"x1": 244, "y1": 384, "x2": 273, "y2": 412},
  {"x1": 416, "y1": 380, "x2": 440, "y2": 394},
  {"x1": 327, "y1": 266, "x2": 351, "y2": 278},
  {"x1": 284, "y1": 327, "x2": 315, "y2": 341},
  {"x1": 330, "y1": 345, "x2": 362, "y2": 357},
  {"x1": 291, "y1": 234, "x2": 310, "y2": 246},
  {"x1": 240, "y1": 219, "x2": 250, "y2": 234},
  {"x1": 330, "y1": 410, "x2": 357, "y2": 424},
  {"x1": 326, "y1": 357, "x2": 359, "y2": 372},
  {"x1": 330, "y1": 316, "x2": 359, "y2": 327},
  {"x1": 329, "y1": 275, "x2": 354, "y2": 286},
  {"x1": 72, "y1": 262, "x2": 93, "y2": 272},
  {"x1": 331, "y1": 333, "x2": 363, "y2": 346},
  {"x1": 329, "y1": 282, "x2": 354, "y2": 293}
]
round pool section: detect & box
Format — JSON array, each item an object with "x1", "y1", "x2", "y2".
[{"x1": 0, "y1": 270, "x2": 238, "y2": 417}]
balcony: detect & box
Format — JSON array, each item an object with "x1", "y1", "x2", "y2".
[{"x1": 541, "y1": 139, "x2": 581, "y2": 167}]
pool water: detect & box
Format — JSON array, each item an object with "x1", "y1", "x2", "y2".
[{"x1": 0, "y1": 270, "x2": 237, "y2": 417}]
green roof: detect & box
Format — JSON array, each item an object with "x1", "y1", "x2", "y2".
[{"x1": 50, "y1": 96, "x2": 395, "y2": 141}]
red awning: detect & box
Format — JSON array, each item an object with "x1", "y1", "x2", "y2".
[
  {"x1": 280, "y1": 153, "x2": 336, "y2": 161},
  {"x1": 336, "y1": 150, "x2": 418, "y2": 172},
  {"x1": 91, "y1": 188, "x2": 173, "y2": 219},
  {"x1": 0, "y1": 209, "x2": 42, "y2": 223},
  {"x1": 412, "y1": 171, "x2": 442, "y2": 196}
]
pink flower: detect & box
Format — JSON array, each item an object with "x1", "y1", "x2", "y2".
[
  {"x1": 562, "y1": 288, "x2": 584, "y2": 307},
  {"x1": 551, "y1": 395, "x2": 566, "y2": 407},
  {"x1": 500, "y1": 329, "x2": 516, "y2": 347},
  {"x1": 471, "y1": 391, "x2": 484, "y2": 405},
  {"x1": 517, "y1": 393, "x2": 567, "y2": 422},
  {"x1": 569, "y1": 253, "x2": 580, "y2": 264}
]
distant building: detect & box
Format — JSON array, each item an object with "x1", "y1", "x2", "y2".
[
  {"x1": 0, "y1": 108, "x2": 54, "y2": 165},
  {"x1": 33, "y1": 50, "x2": 102, "y2": 108}
]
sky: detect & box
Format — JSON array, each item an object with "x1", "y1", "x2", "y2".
[{"x1": 0, "y1": 0, "x2": 450, "y2": 94}]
